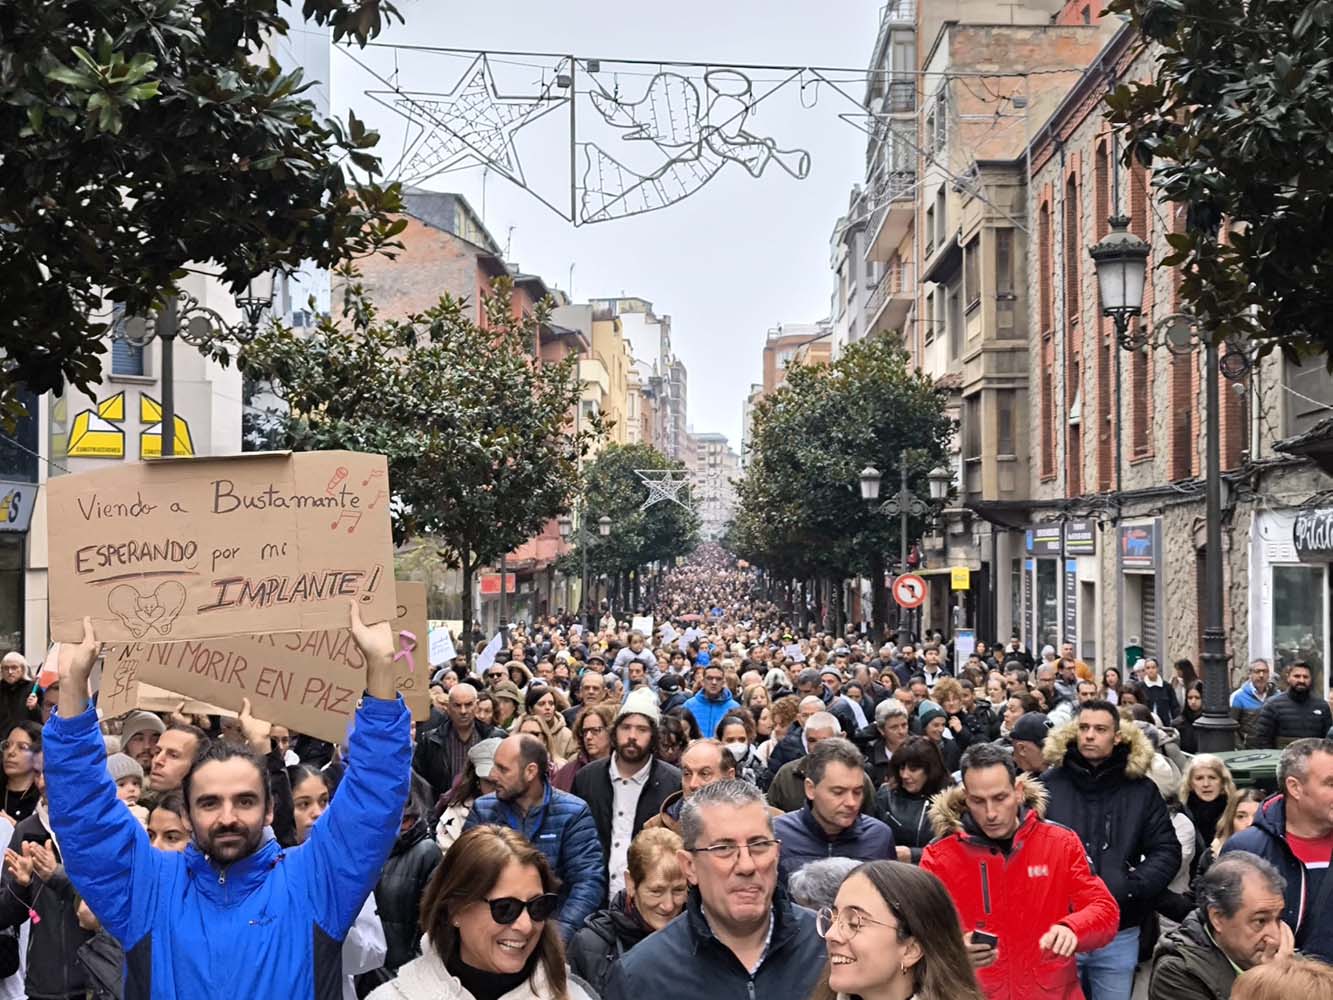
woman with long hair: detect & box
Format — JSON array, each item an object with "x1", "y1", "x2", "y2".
[
  {"x1": 875, "y1": 738, "x2": 951, "y2": 863},
  {"x1": 756, "y1": 695, "x2": 799, "y2": 768},
  {"x1": 525, "y1": 687, "x2": 576, "y2": 763},
  {"x1": 436, "y1": 740, "x2": 501, "y2": 852},
  {"x1": 1211, "y1": 788, "x2": 1264, "y2": 855},
  {"x1": 1100, "y1": 667, "x2": 1124, "y2": 706},
  {"x1": 716, "y1": 712, "x2": 770, "y2": 790},
  {"x1": 567, "y1": 827, "x2": 687, "y2": 995},
  {"x1": 811, "y1": 860, "x2": 984, "y2": 1000},
  {"x1": 742, "y1": 682, "x2": 770, "y2": 717},
  {"x1": 369, "y1": 825, "x2": 593, "y2": 1000},
  {"x1": 1177, "y1": 754, "x2": 1237, "y2": 851},
  {"x1": 1, "y1": 721, "x2": 41, "y2": 823},
  {"x1": 552, "y1": 704, "x2": 615, "y2": 793},
  {"x1": 1173, "y1": 681, "x2": 1204, "y2": 754}
]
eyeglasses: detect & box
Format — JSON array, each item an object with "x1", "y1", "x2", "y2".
[
  {"x1": 816, "y1": 906, "x2": 902, "y2": 940},
  {"x1": 485, "y1": 892, "x2": 559, "y2": 925},
  {"x1": 1, "y1": 741, "x2": 34, "y2": 754},
  {"x1": 581, "y1": 725, "x2": 607, "y2": 736},
  {"x1": 687, "y1": 838, "x2": 780, "y2": 863}
]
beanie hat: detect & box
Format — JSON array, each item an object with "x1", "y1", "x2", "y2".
[
  {"x1": 120, "y1": 710, "x2": 165, "y2": 743},
  {"x1": 616, "y1": 687, "x2": 661, "y2": 727},
  {"x1": 107, "y1": 753, "x2": 144, "y2": 784},
  {"x1": 918, "y1": 707, "x2": 948, "y2": 730},
  {"x1": 1010, "y1": 712, "x2": 1053, "y2": 746}
]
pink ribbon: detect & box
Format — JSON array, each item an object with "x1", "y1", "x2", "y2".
[{"x1": 393, "y1": 630, "x2": 418, "y2": 673}]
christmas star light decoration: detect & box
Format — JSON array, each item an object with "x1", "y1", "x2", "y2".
[
  {"x1": 378, "y1": 54, "x2": 565, "y2": 186},
  {"x1": 637, "y1": 469, "x2": 693, "y2": 511}
]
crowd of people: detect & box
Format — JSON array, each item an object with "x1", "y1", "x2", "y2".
[{"x1": 0, "y1": 544, "x2": 1331, "y2": 1000}]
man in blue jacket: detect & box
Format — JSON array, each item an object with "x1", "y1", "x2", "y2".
[
  {"x1": 683, "y1": 661, "x2": 740, "y2": 738},
  {"x1": 464, "y1": 733, "x2": 605, "y2": 939},
  {"x1": 1222, "y1": 737, "x2": 1333, "y2": 963},
  {"x1": 774, "y1": 737, "x2": 895, "y2": 885},
  {"x1": 43, "y1": 607, "x2": 412, "y2": 1000}
]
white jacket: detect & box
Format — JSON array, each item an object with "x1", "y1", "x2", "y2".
[{"x1": 368, "y1": 936, "x2": 594, "y2": 1000}]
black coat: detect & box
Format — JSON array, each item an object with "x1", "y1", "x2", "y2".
[
  {"x1": 76, "y1": 930, "x2": 124, "y2": 1000},
  {"x1": 0, "y1": 813, "x2": 94, "y2": 999},
  {"x1": 0, "y1": 678, "x2": 40, "y2": 735},
  {"x1": 603, "y1": 886, "x2": 824, "y2": 1000},
  {"x1": 876, "y1": 785, "x2": 933, "y2": 862},
  {"x1": 412, "y1": 717, "x2": 504, "y2": 803},
  {"x1": 567, "y1": 895, "x2": 650, "y2": 997},
  {"x1": 1253, "y1": 691, "x2": 1332, "y2": 748},
  {"x1": 1040, "y1": 721, "x2": 1182, "y2": 930},
  {"x1": 572, "y1": 756, "x2": 681, "y2": 870},
  {"x1": 766, "y1": 725, "x2": 806, "y2": 773},
  {"x1": 374, "y1": 819, "x2": 442, "y2": 973}
]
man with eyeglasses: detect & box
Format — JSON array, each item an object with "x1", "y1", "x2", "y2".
[
  {"x1": 465, "y1": 734, "x2": 604, "y2": 940},
  {"x1": 603, "y1": 779, "x2": 825, "y2": 1000},
  {"x1": 921, "y1": 742, "x2": 1119, "y2": 1000},
  {"x1": 413, "y1": 681, "x2": 504, "y2": 803},
  {"x1": 0, "y1": 651, "x2": 40, "y2": 734}
]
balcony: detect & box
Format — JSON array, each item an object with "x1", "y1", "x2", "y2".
[
  {"x1": 885, "y1": 79, "x2": 914, "y2": 115},
  {"x1": 881, "y1": 0, "x2": 915, "y2": 24},
  {"x1": 866, "y1": 261, "x2": 916, "y2": 337},
  {"x1": 864, "y1": 168, "x2": 916, "y2": 264}
]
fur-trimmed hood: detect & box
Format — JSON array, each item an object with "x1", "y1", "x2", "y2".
[
  {"x1": 928, "y1": 776, "x2": 1047, "y2": 839},
  {"x1": 1041, "y1": 717, "x2": 1156, "y2": 779}
]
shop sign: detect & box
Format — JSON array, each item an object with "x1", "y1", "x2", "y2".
[
  {"x1": 1064, "y1": 519, "x2": 1097, "y2": 555},
  {"x1": 1119, "y1": 524, "x2": 1157, "y2": 570},
  {"x1": 1063, "y1": 559, "x2": 1078, "y2": 646},
  {"x1": 950, "y1": 566, "x2": 971, "y2": 591},
  {"x1": 0, "y1": 480, "x2": 36, "y2": 533},
  {"x1": 1025, "y1": 524, "x2": 1062, "y2": 556},
  {"x1": 1293, "y1": 507, "x2": 1333, "y2": 563}
]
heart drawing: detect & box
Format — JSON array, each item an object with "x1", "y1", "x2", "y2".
[{"x1": 107, "y1": 581, "x2": 188, "y2": 638}]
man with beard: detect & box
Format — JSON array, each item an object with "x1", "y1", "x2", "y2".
[
  {"x1": 41, "y1": 607, "x2": 412, "y2": 999},
  {"x1": 574, "y1": 687, "x2": 682, "y2": 898},
  {"x1": 1254, "y1": 662, "x2": 1331, "y2": 749},
  {"x1": 465, "y1": 734, "x2": 604, "y2": 939}
]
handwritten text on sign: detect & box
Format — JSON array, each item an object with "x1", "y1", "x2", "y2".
[
  {"x1": 48, "y1": 451, "x2": 396, "y2": 643},
  {"x1": 102, "y1": 582, "x2": 430, "y2": 743}
]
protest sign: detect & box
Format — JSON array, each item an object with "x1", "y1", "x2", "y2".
[
  {"x1": 48, "y1": 451, "x2": 396, "y2": 643},
  {"x1": 631, "y1": 615, "x2": 654, "y2": 636},
  {"x1": 103, "y1": 581, "x2": 430, "y2": 743},
  {"x1": 429, "y1": 628, "x2": 456, "y2": 666},
  {"x1": 97, "y1": 672, "x2": 234, "y2": 721}
]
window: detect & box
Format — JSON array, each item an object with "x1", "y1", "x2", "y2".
[
  {"x1": 1284, "y1": 355, "x2": 1333, "y2": 437},
  {"x1": 948, "y1": 285, "x2": 963, "y2": 360},
  {"x1": 935, "y1": 188, "x2": 947, "y2": 250},
  {"x1": 962, "y1": 394, "x2": 982, "y2": 461},
  {"x1": 1063, "y1": 174, "x2": 1080, "y2": 329},
  {"x1": 997, "y1": 389, "x2": 1016, "y2": 455},
  {"x1": 1038, "y1": 201, "x2": 1052, "y2": 333},
  {"x1": 925, "y1": 206, "x2": 936, "y2": 257},
  {"x1": 1273, "y1": 566, "x2": 1326, "y2": 697},
  {"x1": 964, "y1": 237, "x2": 981, "y2": 310},
  {"x1": 995, "y1": 229, "x2": 1014, "y2": 296},
  {"x1": 110, "y1": 305, "x2": 147, "y2": 377},
  {"x1": 931, "y1": 90, "x2": 948, "y2": 151},
  {"x1": 924, "y1": 291, "x2": 936, "y2": 344}
]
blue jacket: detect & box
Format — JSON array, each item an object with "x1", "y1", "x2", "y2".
[
  {"x1": 44, "y1": 696, "x2": 412, "y2": 1000},
  {"x1": 683, "y1": 690, "x2": 741, "y2": 738},
  {"x1": 465, "y1": 782, "x2": 606, "y2": 938},
  {"x1": 604, "y1": 885, "x2": 823, "y2": 1000},
  {"x1": 1223, "y1": 794, "x2": 1333, "y2": 963},
  {"x1": 774, "y1": 804, "x2": 897, "y2": 886}
]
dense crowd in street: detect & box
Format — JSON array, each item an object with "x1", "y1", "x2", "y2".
[{"x1": 0, "y1": 544, "x2": 1330, "y2": 1000}]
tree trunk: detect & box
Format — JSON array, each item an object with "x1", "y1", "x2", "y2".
[
  {"x1": 460, "y1": 553, "x2": 475, "y2": 661},
  {"x1": 830, "y1": 576, "x2": 845, "y2": 636},
  {"x1": 870, "y1": 551, "x2": 888, "y2": 648},
  {"x1": 632, "y1": 570, "x2": 641, "y2": 610}
]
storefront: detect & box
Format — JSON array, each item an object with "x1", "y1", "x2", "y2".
[
  {"x1": 1024, "y1": 525, "x2": 1063, "y2": 655},
  {"x1": 1019, "y1": 519, "x2": 1101, "y2": 665},
  {"x1": 1117, "y1": 519, "x2": 1164, "y2": 672},
  {"x1": 1250, "y1": 507, "x2": 1330, "y2": 698}
]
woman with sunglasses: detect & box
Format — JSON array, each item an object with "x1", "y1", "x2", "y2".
[
  {"x1": 369, "y1": 825, "x2": 593, "y2": 1000},
  {"x1": 811, "y1": 860, "x2": 985, "y2": 1000}
]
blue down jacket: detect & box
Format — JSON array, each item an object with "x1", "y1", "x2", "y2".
[
  {"x1": 44, "y1": 696, "x2": 412, "y2": 1000},
  {"x1": 465, "y1": 782, "x2": 606, "y2": 938}
]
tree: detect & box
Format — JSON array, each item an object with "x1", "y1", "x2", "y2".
[
  {"x1": 560, "y1": 443, "x2": 700, "y2": 613},
  {"x1": 1105, "y1": 0, "x2": 1333, "y2": 360},
  {"x1": 238, "y1": 271, "x2": 598, "y2": 656},
  {"x1": 0, "y1": 0, "x2": 406, "y2": 423},
  {"x1": 732, "y1": 336, "x2": 952, "y2": 636}
]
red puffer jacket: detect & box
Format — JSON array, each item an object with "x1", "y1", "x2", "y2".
[{"x1": 921, "y1": 780, "x2": 1119, "y2": 1000}]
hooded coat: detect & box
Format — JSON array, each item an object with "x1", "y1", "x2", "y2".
[
  {"x1": 920, "y1": 779, "x2": 1119, "y2": 1000},
  {"x1": 1039, "y1": 719, "x2": 1181, "y2": 930}
]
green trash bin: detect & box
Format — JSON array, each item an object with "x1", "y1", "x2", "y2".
[{"x1": 1213, "y1": 749, "x2": 1283, "y2": 793}]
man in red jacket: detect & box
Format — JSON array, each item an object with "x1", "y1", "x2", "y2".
[{"x1": 921, "y1": 742, "x2": 1119, "y2": 1000}]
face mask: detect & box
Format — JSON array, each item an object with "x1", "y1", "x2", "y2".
[{"x1": 725, "y1": 741, "x2": 749, "y2": 760}]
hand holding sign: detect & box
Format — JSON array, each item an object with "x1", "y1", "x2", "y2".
[
  {"x1": 350, "y1": 599, "x2": 396, "y2": 702},
  {"x1": 57, "y1": 617, "x2": 101, "y2": 719}
]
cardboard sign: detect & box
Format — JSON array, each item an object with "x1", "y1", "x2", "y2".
[
  {"x1": 98, "y1": 676, "x2": 235, "y2": 721},
  {"x1": 48, "y1": 451, "x2": 396, "y2": 643},
  {"x1": 100, "y1": 582, "x2": 430, "y2": 744}
]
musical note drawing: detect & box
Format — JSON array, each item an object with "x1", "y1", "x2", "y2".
[
  {"x1": 368, "y1": 490, "x2": 388, "y2": 510},
  {"x1": 361, "y1": 469, "x2": 385, "y2": 487},
  {"x1": 330, "y1": 511, "x2": 362, "y2": 534},
  {"x1": 326, "y1": 467, "x2": 349, "y2": 495}
]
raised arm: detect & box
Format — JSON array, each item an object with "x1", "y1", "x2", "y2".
[
  {"x1": 44, "y1": 618, "x2": 158, "y2": 949},
  {"x1": 301, "y1": 601, "x2": 412, "y2": 940}
]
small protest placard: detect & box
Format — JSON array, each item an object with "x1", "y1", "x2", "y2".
[
  {"x1": 101, "y1": 582, "x2": 429, "y2": 743},
  {"x1": 48, "y1": 451, "x2": 396, "y2": 643},
  {"x1": 429, "y1": 628, "x2": 456, "y2": 666},
  {"x1": 631, "y1": 615, "x2": 654, "y2": 636}
]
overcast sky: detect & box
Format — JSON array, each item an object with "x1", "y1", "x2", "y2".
[{"x1": 332, "y1": 1, "x2": 878, "y2": 447}]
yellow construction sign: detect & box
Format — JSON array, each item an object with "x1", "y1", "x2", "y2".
[
  {"x1": 951, "y1": 566, "x2": 971, "y2": 591},
  {"x1": 66, "y1": 392, "x2": 126, "y2": 459}
]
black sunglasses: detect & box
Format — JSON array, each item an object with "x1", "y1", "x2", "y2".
[{"x1": 486, "y1": 893, "x2": 559, "y2": 925}]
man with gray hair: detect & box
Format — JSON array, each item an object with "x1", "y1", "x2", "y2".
[
  {"x1": 1149, "y1": 852, "x2": 1293, "y2": 1000},
  {"x1": 787, "y1": 856, "x2": 861, "y2": 910},
  {"x1": 1230, "y1": 658, "x2": 1278, "y2": 748},
  {"x1": 773, "y1": 738, "x2": 895, "y2": 884},
  {"x1": 766, "y1": 712, "x2": 877, "y2": 813},
  {"x1": 865, "y1": 699, "x2": 911, "y2": 786},
  {"x1": 603, "y1": 779, "x2": 825, "y2": 1000},
  {"x1": 1223, "y1": 737, "x2": 1333, "y2": 962},
  {"x1": 0, "y1": 650, "x2": 39, "y2": 733}
]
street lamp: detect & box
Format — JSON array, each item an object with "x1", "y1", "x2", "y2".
[
  {"x1": 110, "y1": 278, "x2": 275, "y2": 457},
  {"x1": 927, "y1": 465, "x2": 952, "y2": 503},
  {"x1": 1091, "y1": 219, "x2": 1237, "y2": 752},
  {"x1": 863, "y1": 450, "x2": 933, "y2": 647},
  {"x1": 598, "y1": 516, "x2": 612, "y2": 538}
]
